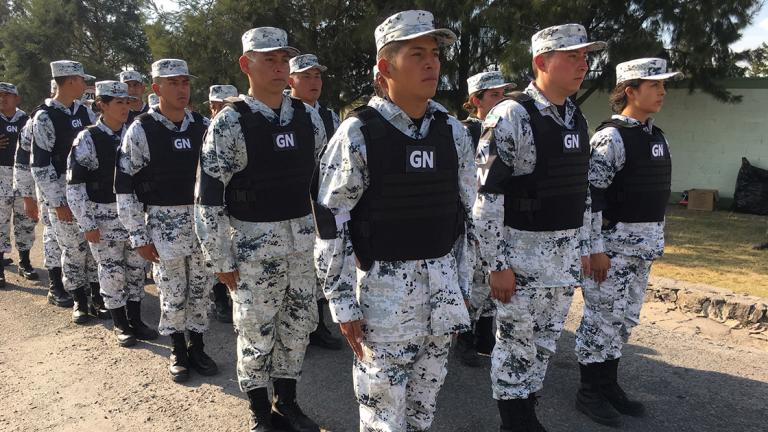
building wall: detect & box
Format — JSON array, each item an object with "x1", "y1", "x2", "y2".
[{"x1": 579, "y1": 79, "x2": 768, "y2": 198}]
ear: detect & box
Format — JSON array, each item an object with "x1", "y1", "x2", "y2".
[
  {"x1": 238, "y1": 55, "x2": 251, "y2": 75},
  {"x1": 533, "y1": 54, "x2": 548, "y2": 75},
  {"x1": 151, "y1": 82, "x2": 161, "y2": 96},
  {"x1": 377, "y1": 57, "x2": 392, "y2": 80},
  {"x1": 470, "y1": 94, "x2": 481, "y2": 108},
  {"x1": 287, "y1": 75, "x2": 296, "y2": 88},
  {"x1": 624, "y1": 85, "x2": 635, "y2": 101}
]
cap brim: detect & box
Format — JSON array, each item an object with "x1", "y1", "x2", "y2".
[
  {"x1": 551, "y1": 40, "x2": 607, "y2": 53},
  {"x1": 81, "y1": 73, "x2": 96, "y2": 81},
  {"x1": 642, "y1": 71, "x2": 684, "y2": 81},
  {"x1": 469, "y1": 82, "x2": 516, "y2": 95},
  {"x1": 247, "y1": 46, "x2": 301, "y2": 57},
  {"x1": 152, "y1": 73, "x2": 198, "y2": 79},
  {"x1": 291, "y1": 64, "x2": 328, "y2": 74},
  {"x1": 384, "y1": 28, "x2": 457, "y2": 50}
]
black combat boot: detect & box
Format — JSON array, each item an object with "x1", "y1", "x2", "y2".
[
  {"x1": 524, "y1": 393, "x2": 548, "y2": 432},
  {"x1": 475, "y1": 315, "x2": 496, "y2": 356},
  {"x1": 169, "y1": 332, "x2": 190, "y2": 382},
  {"x1": 575, "y1": 362, "x2": 622, "y2": 427},
  {"x1": 0, "y1": 252, "x2": 5, "y2": 288},
  {"x1": 455, "y1": 329, "x2": 481, "y2": 367},
  {"x1": 71, "y1": 286, "x2": 91, "y2": 324},
  {"x1": 47, "y1": 267, "x2": 73, "y2": 307},
  {"x1": 497, "y1": 398, "x2": 529, "y2": 432},
  {"x1": 248, "y1": 387, "x2": 284, "y2": 432},
  {"x1": 600, "y1": 359, "x2": 645, "y2": 417},
  {"x1": 17, "y1": 250, "x2": 38, "y2": 280},
  {"x1": 308, "y1": 300, "x2": 342, "y2": 350},
  {"x1": 271, "y1": 378, "x2": 320, "y2": 432},
  {"x1": 187, "y1": 331, "x2": 219, "y2": 376},
  {"x1": 88, "y1": 282, "x2": 111, "y2": 319},
  {"x1": 109, "y1": 306, "x2": 137, "y2": 347},
  {"x1": 126, "y1": 300, "x2": 159, "y2": 340},
  {"x1": 213, "y1": 282, "x2": 233, "y2": 323}
]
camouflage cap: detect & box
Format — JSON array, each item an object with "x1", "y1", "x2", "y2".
[
  {"x1": 241, "y1": 27, "x2": 300, "y2": 56},
  {"x1": 531, "y1": 24, "x2": 606, "y2": 57},
  {"x1": 50, "y1": 60, "x2": 96, "y2": 80},
  {"x1": 151, "y1": 59, "x2": 196, "y2": 78},
  {"x1": 147, "y1": 93, "x2": 160, "y2": 106},
  {"x1": 95, "y1": 80, "x2": 136, "y2": 99},
  {"x1": 0, "y1": 82, "x2": 18, "y2": 95},
  {"x1": 375, "y1": 10, "x2": 457, "y2": 52},
  {"x1": 616, "y1": 58, "x2": 683, "y2": 85},
  {"x1": 467, "y1": 71, "x2": 515, "y2": 95},
  {"x1": 50, "y1": 79, "x2": 57, "y2": 95},
  {"x1": 208, "y1": 84, "x2": 238, "y2": 102},
  {"x1": 289, "y1": 54, "x2": 327, "y2": 74},
  {"x1": 118, "y1": 70, "x2": 144, "y2": 84}
]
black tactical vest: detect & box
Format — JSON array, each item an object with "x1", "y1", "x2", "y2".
[
  {"x1": 31, "y1": 104, "x2": 92, "y2": 177},
  {"x1": 133, "y1": 112, "x2": 205, "y2": 206},
  {"x1": 479, "y1": 93, "x2": 590, "y2": 232},
  {"x1": 460, "y1": 117, "x2": 482, "y2": 151},
  {"x1": 348, "y1": 106, "x2": 464, "y2": 267},
  {"x1": 224, "y1": 98, "x2": 316, "y2": 222},
  {"x1": 318, "y1": 105, "x2": 336, "y2": 141},
  {"x1": 597, "y1": 119, "x2": 671, "y2": 223},
  {"x1": 127, "y1": 103, "x2": 149, "y2": 126},
  {"x1": 0, "y1": 112, "x2": 28, "y2": 166},
  {"x1": 82, "y1": 126, "x2": 121, "y2": 204}
]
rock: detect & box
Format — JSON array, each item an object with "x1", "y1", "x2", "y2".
[
  {"x1": 706, "y1": 296, "x2": 726, "y2": 322},
  {"x1": 677, "y1": 289, "x2": 710, "y2": 315}
]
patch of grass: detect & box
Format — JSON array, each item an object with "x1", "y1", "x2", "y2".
[{"x1": 653, "y1": 205, "x2": 768, "y2": 298}]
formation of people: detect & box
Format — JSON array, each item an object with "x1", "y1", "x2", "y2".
[{"x1": 0, "y1": 9, "x2": 680, "y2": 432}]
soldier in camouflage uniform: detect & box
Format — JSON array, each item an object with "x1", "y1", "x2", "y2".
[
  {"x1": 0, "y1": 82, "x2": 38, "y2": 288},
  {"x1": 67, "y1": 81, "x2": 159, "y2": 348},
  {"x1": 313, "y1": 11, "x2": 475, "y2": 431},
  {"x1": 14, "y1": 79, "x2": 72, "y2": 306},
  {"x1": 456, "y1": 71, "x2": 516, "y2": 367},
  {"x1": 195, "y1": 27, "x2": 325, "y2": 432},
  {"x1": 31, "y1": 61, "x2": 105, "y2": 324},
  {"x1": 574, "y1": 58, "x2": 681, "y2": 427},
  {"x1": 287, "y1": 53, "x2": 344, "y2": 351},
  {"x1": 119, "y1": 70, "x2": 149, "y2": 125},
  {"x1": 474, "y1": 24, "x2": 605, "y2": 431},
  {"x1": 116, "y1": 59, "x2": 218, "y2": 382}
]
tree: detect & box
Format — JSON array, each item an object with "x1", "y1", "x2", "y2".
[{"x1": 737, "y1": 42, "x2": 768, "y2": 77}]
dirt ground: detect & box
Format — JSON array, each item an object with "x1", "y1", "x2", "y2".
[{"x1": 1, "y1": 229, "x2": 767, "y2": 432}]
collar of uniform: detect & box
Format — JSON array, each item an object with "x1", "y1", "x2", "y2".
[
  {"x1": 367, "y1": 96, "x2": 447, "y2": 123},
  {"x1": 611, "y1": 114, "x2": 654, "y2": 131},
  {"x1": 46, "y1": 97, "x2": 85, "y2": 115},
  {"x1": 146, "y1": 106, "x2": 196, "y2": 132},
  {"x1": 131, "y1": 102, "x2": 148, "y2": 113},
  {"x1": 0, "y1": 108, "x2": 24, "y2": 122},
  {"x1": 238, "y1": 93, "x2": 294, "y2": 125},
  {"x1": 524, "y1": 82, "x2": 576, "y2": 126},
  {"x1": 94, "y1": 118, "x2": 123, "y2": 137}
]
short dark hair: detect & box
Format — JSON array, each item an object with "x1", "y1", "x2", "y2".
[
  {"x1": 377, "y1": 41, "x2": 409, "y2": 62},
  {"x1": 95, "y1": 95, "x2": 115, "y2": 104},
  {"x1": 609, "y1": 79, "x2": 642, "y2": 113},
  {"x1": 54, "y1": 76, "x2": 74, "y2": 86}
]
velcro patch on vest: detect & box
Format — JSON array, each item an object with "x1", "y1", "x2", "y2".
[
  {"x1": 171, "y1": 136, "x2": 194, "y2": 151},
  {"x1": 71, "y1": 118, "x2": 84, "y2": 130},
  {"x1": 482, "y1": 114, "x2": 500, "y2": 128},
  {"x1": 5, "y1": 125, "x2": 18, "y2": 134},
  {"x1": 273, "y1": 131, "x2": 297, "y2": 151},
  {"x1": 406, "y1": 146, "x2": 437, "y2": 172},
  {"x1": 650, "y1": 140, "x2": 667, "y2": 160},
  {"x1": 562, "y1": 130, "x2": 582, "y2": 153}
]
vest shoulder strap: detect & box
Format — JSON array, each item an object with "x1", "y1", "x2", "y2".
[{"x1": 349, "y1": 105, "x2": 388, "y2": 141}]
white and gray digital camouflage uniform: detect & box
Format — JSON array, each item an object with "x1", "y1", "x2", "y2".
[{"x1": 1, "y1": 101, "x2": 35, "y2": 257}]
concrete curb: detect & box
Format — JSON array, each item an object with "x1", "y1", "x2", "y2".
[{"x1": 646, "y1": 276, "x2": 768, "y2": 327}]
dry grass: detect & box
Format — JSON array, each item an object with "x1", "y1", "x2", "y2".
[{"x1": 653, "y1": 205, "x2": 768, "y2": 298}]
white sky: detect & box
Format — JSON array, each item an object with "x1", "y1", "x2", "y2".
[{"x1": 155, "y1": 0, "x2": 767, "y2": 52}]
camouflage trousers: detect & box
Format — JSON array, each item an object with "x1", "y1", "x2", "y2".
[
  {"x1": 232, "y1": 252, "x2": 317, "y2": 392},
  {"x1": 491, "y1": 284, "x2": 575, "y2": 400},
  {"x1": 48, "y1": 209, "x2": 98, "y2": 291},
  {"x1": 89, "y1": 240, "x2": 146, "y2": 310},
  {"x1": 354, "y1": 335, "x2": 452, "y2": 432},
  {"x1": 575, "y1": 253, "x2": 653, "y2": 364},
  {"x1": 153, "y1": 247, "x2": 213, "y2": 336},
  {"x1": 40, "y1": 202, "x2": 62, "y2": 269},
  {"x1": 470, "y1": 258, "x2": 496, "y2": 319},
  {"x1": 0, "y1": 196, "x2": 36, "y2": 253}
]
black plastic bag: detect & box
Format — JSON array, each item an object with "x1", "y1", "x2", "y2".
[{"x1": 732, "y1": 157, "x2": 768, "y2": 215}]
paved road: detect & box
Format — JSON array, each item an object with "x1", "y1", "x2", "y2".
[{"x1": 0, "y1": 237, "x2": 766, "y2": 431}]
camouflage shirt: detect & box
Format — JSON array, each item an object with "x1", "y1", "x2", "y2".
[
  {"x1": 314, "y1": 96, "x2": 476, "y2": 342},
  {"x1": 310, "y1": 102, "x2": 341, "y2": 131},
  {"x1": 589, "y1": 114, "x2": 667, "y2": 260},
  {"x1": 194, "y1": 94, "x2": 327, "y2": 273},
  {"x1": 13, "y1": 117, "x2": 36, "y2": 198},
  {"x1": 474, "y1": 82, "x2": 590, "y2": 287},
  {"x1": 31, "y1": 98, "x2": 97, "y2": 208},
  {"x1": 66, "y1": 120, "x2": 129, "y2": 241},
  {"x1": 0, "y1": 109, "x2": 26, "y2": 197},
  {"x1": 116, "y1": 108, "x2": 210, "y2": 259}
]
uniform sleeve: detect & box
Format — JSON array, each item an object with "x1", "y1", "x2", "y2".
[
  {"x1": 451, "y1": 120, "x2": 477, "y2": 299},
  {"x1": 65, "y1": 130, "x2": 98, "y2": 233},
  {"x1": 13, "y1": 120, "x2": 36, "y2": 197},
  {"x1": 30, "y1": 111, "x2": 67, "y2": 207},
  {"x1": 314, "y1": 118, "x2": 367, "y2": 324},
  {"x1": 194, "y1": 109, "x2": 246, "y2": 274},
  {"x1": 115, "y1": 121, "x2": 152, "y2": 248},
  {"x1": 306, "y1": 104, "x2": 328, "y2": 158},
  {"x1": 587, "y1": 127, "x2": 625, "y2": 255},
  {"x1": 580, "y1": 188, "x2": 591, "y2": 256},
  {"x1": 331, "y1": 110, "x2": 341, "y2": 131}
]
